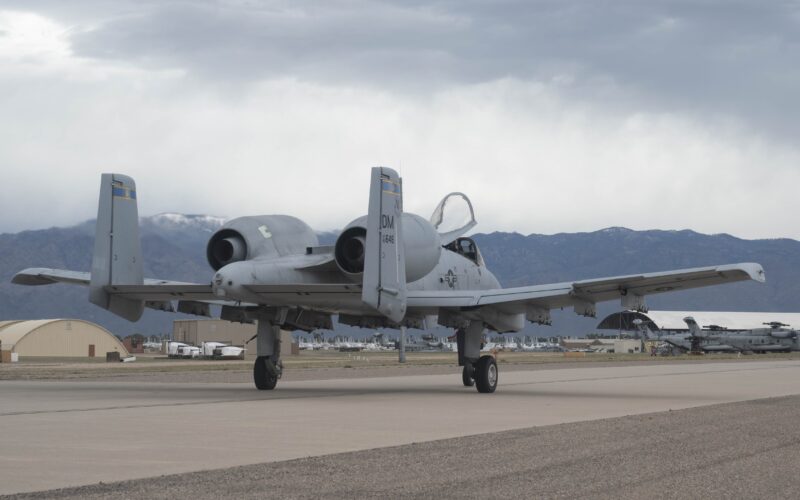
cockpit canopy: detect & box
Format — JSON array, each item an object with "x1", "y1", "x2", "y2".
[{"x1": 430, "y1": 192, "x2": 477, "y2": 245}]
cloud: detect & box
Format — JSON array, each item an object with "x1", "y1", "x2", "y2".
[
  {"x1": 0, "y1": 2, "x2": 798, "y2": 241},
  {"x1": 19, "y1": 1, "x2": 790, "y2": 138}
]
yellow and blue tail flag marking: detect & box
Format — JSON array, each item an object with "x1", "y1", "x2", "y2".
[
  {"x1": 381, "y1": 179, "x2": 401, "y2": 195},
  {"x1": 112, "y1": 185, "x2": 137, "y2": 200}
]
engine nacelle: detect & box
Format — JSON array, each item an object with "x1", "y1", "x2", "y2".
[
  {"x1": 334, "y1": 213, "x2": 442, "y2": 283},
  {"x1": 207, "y1": 215, "x2": 318, "y2": 271}
]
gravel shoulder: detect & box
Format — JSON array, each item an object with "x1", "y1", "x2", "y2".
[{"x1": 7, "y1": 395, "x2": 800, "y2": 499}]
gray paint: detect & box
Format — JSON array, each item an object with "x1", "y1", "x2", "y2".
[
  {"x1": 362, "y1": 167, "x2": 406, "y2": 323},
  {"x1": 89, "y1": 173, "x2": 144, "y2": 322}
]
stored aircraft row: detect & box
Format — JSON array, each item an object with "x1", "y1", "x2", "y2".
[
  {"x1": 637, "y1": 318, "x2": 797, "y2": 353},
  {"x1": 13, "y1": 168, "x2": 766, "y2": 392}
]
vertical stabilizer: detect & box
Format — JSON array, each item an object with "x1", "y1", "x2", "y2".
[
  {"x1": 362, "y1": 167, "x2": 407, "y2": 323},
  {"x1": 683, "y1": 316, "x2": 706, "y2": 338},
  {"x1": 89, "y1": 173, "x2": 145, "y2": 321}
]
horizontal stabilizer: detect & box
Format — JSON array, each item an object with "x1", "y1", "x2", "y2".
[{"x1": 13, "y1": 268, "x2": 91, "y2": 286}]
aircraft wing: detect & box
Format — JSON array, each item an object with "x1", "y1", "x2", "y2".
[
  {"x1": 217, "y1": 262, "x2": 764, "y2": 320},
  {"x1": 13, "y1": 262, "x2": 765, "y2": 329},
  {"x1": 408, "y1": 262, "x2": 765, "y2": 317}
]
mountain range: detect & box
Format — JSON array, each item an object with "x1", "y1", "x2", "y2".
[{"x1": 1, "y1": 214, "x2": 797, "y2": 338}]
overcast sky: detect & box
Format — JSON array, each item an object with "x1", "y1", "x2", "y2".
[{"x1": 1, "y1": 1, "x2": 798, "y2": 239}]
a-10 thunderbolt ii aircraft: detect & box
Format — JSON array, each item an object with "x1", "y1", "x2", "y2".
[{"x1": 13, "y1": 167, "x2": 766, "y2": 393}]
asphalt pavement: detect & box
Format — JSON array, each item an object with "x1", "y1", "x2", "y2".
[
  {"x1": 7, "y1": 395, "x2": 800, "y2": 499},
  {"x1": 3, "y1": 360, "x2": 800, "y2": 498}
]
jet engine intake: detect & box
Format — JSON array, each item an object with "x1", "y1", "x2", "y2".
[
  {"x1": 334, "y1": 213, "x2": 442, "y2": 283},
  {"x1": 207, "y1": 230, "x2": 248, "y2": 270},
  {"x1": 334, "y1": 226, "x2": 367, "y2": 276}
]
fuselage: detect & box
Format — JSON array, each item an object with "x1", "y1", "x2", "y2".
[{"x1": 212, "y1": 244, "x2": 501, "y2": 316}]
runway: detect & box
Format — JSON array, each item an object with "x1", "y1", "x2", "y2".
[{"x1": 3, "y1": 359, "x2": 800, "y2": 496}]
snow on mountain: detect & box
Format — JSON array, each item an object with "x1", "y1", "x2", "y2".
[{"x1": 143, "y1": 213, "x2": 227, "y2": 233}]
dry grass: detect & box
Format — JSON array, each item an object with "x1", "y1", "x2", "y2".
[{"x1": 3, "y1": 350, "x2": 800, "y2": 381}]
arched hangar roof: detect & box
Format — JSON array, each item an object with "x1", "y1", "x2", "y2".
[
  {"x1": 0, "y1": 320, "x2": 24, "y2": 332},
  {"x1": 0, "y1": 320, "x2": 60, "y2": 347},
  {"x1": 0, "y1": 319, "x2": 129, "y2": 357},
  {"x1": 598, "y1": 311, "x2": 800, "y2": 332}
]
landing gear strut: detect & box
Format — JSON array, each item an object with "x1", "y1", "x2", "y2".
[{"x1": 253, "y1": 315, "x2": 283, "y2": 390}]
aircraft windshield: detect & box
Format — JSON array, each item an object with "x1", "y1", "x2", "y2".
[
  {"x1": 429, "y1": 192, "x2": 477, "y2": 245},
  {"x1": 444, "y1": 237, "x2": 483, "y2": 266}
]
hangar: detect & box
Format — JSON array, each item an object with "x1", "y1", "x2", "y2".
[
  {"x1": 0, "y1": 319, "x2": 128, "y2": 361},
  {"x1": 598, "y1": 311, "x2": 800, "y2": 334}
]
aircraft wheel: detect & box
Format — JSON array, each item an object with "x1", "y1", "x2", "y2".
[
  {"x1": 254, "y1": 356, "x2": 278, "y2": 390},
  {"x1": 474, "y1": 355, "x2": 498, "y2": 393},
  {"x1": 462, "y1": 364, "x2": 475, "y2": 387}
]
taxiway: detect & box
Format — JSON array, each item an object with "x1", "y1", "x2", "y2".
[{"x1": 2, "y1": 359, "x2": 800, "y2": 496}]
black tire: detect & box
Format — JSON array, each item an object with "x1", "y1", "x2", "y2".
[
  {"x1": 254, "y1": 356, "x2": 278, "y2": 390},
  {"x1": 474, "y1": 355, "x2": 498, "y2": 393},
  {"x1": 462, "y1": 364, "x2": 475, "y2": 387}
]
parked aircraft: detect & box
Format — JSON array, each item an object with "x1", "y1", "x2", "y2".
[
  {"x1": 13, "y1": 168, "x2": 766, "y2": 392},
  {"x1": 516, "y1": 339, "x2": 562, "y2": 352},
  {"x1": 398, "y1": 333, "x2": 454, "y2": 352},
  {"x1": 637, "y1": 317, "x2": 797, "y2": 354},
  {"x1": 297, "y1": 338, "x2": 315, "y2": 350}
]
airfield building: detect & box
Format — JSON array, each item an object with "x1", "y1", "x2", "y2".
[
  {"x1": 173, "y1": 319, "x2": 256, "y2": 346},
  {"x1": 172, "y1": 319, "x2": 297, "y2": 356},
  {"x1": 0, "y1": 319, "x2": 129, "y2": 361}
]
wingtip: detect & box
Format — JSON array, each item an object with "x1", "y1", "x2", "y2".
[
  {"x1": 721, "y1": 262, "x2": 766, "y2": 283},
  {"x1": 12, "y1": 268, "x2": 54, "y2": 286}
]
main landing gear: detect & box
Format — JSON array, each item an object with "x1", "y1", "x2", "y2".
[
  {"x1": 254, "y1": 356, "x2": 280, "y2": 390},
  {"x1": 253, "y1": 316, "x2": 283, "y2": 391},
  {"x1": 462, "y1": 363, "x2": 475, "y2": 386},
  {"x1": 473, "y1": 355, "x2": 498, "y2": 393},
  {"x1": 461, "y1": 356, "x2": 498, "y2": 393},
  {"x1": 457, "y1": 324, "x2": 498, "y2": 393}
]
